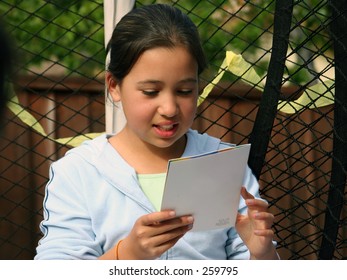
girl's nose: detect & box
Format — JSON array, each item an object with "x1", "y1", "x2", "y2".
[{"x1": 157, "y1": 93, "x2": 179, "y2": 118}]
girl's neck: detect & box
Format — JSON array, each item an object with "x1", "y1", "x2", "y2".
[{"x1": 109, "y1": 130, "x2": 187, "y2": 174}]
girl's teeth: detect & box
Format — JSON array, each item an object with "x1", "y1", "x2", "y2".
[{"x1": 159, "y1": 125, "x2": 174, "y2": 131}]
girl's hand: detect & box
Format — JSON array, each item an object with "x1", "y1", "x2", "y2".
[
  {"x1": 235, "y1": 187, "x2": 279, "y2": 259},
  {"x1": 119, "y1": 210, "x2": 194, "y2": 260}
]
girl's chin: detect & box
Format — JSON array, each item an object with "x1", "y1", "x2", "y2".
[{"x1": 150, "y1": 133, "x2": 187, "y2": 152}]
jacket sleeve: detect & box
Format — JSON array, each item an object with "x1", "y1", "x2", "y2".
[
  {"x1": 225, "y1": 165, "x2": 261, "y2": 260},
  {"x1": 35, "y1": 158, "x2": 103, "y2": 260}
]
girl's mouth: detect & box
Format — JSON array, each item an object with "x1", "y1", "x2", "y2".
[
  {"x1": 157, "y1": 124, "x2": 175, "y2": 131},
  {"x1": 153, "y1": 123, "x2": 179, "y2": 137}
]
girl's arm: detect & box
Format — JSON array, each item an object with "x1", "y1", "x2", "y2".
[{"x1": 35, "y1": 162, "x2": 103, "y2": 259}]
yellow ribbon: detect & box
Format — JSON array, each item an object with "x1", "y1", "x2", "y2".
[
  {"x1": 277, "y1": 80, "x2": 334, "y2": 114},
  {"x1": 6, "y1": 50, "x2": 334, "y2": 147},
  {"x1": 6, "y1": 93, "x2": 102, "y2": 147},
  {"x1": 199, "y1": 50, "x2": 334, "y2": 113}
]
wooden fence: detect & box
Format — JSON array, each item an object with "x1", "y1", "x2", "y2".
[{"x1": 0, "y1": 75, "x2": 344, "y2": 259}]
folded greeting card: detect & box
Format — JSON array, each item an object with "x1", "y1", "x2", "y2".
[{"x1": 161, "y1": 144, "x2": 251, "y2": 231}]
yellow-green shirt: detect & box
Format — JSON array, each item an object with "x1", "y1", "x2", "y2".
[{"x1": 137, "y1": 173, "x2": 166, "y2": 211}]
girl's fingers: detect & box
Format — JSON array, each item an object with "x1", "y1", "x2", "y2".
[
  {"x1": 253, "y1": 229, "x2": 274, "y2": 237},
  {"x1": 127, "y1": 212, "x2": 194, "y2": 259},
  {"x1": 140, "y1": 210, "x2": 177, "y2": 226},
  {"x1": 139, "y1": 231, "x2": 187, "y2": 259},
  {"x1": 137, "y1": 211, "x2": 194, "y2": 237},
  {"x1": 150, "y1": 215, "x2": 194, "y2": 237},
  {"x1": 245, "y1": 198, "x2": 269, "y2": 210},
  {"x1": 150, "y1": 223, "x2": 193, "y2": 247},
  {"x1": 240, "y1": 186, "x2": 254, "y2": 200},
  {"x1": 252, "y1": 212, "x2": 274, "y2": 229},
  {"x1": 253, "y1": 211, "x2": 274, "y2": 221},
  {"x1": 131, "y1": 214, "x2": 193, "y2": 259},
  {"x1": 240, "y1": 188, "x2": 274, "y2": 230},
  {"x1": 241, "y1": 187, "x2": 269, "y2": 212}
]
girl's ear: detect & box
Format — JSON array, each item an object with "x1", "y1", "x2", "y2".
[{"x1": 105, "y1": 71, "x2": 121, "y2": 102}]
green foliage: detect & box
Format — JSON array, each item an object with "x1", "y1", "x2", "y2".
[
  {"x1": 142, "y1": 0, "x2": 276, "y2": 81},
  {"x1": 0, "y1": 0, "x2": 333, "y2": 85},
  {"x1": 1, "y1": 0, "x2": 105, "y2": 76}
]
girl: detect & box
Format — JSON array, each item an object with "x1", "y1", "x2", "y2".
[{"x1": 35, "y1": 4, "x2": 278, "y2": 260}]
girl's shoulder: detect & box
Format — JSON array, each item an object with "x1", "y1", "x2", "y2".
[{"x1": 53, "y1": 133, "x2": 110, "y2": 169}]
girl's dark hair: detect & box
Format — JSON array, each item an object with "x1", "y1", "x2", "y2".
[{"x1": 107, "y1": 4, "x2": 207, "y2": 81}]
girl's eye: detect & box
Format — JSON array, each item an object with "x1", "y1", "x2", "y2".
[
  {"x1": 177, "y1": 89, "x2": 193, "y2": 95},
  {"x1": 142, "y1": 90, "x2": 159, "y2": 96}
]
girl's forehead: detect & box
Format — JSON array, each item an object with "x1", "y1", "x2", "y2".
[
  {"x1": 133, "y1": 47, "x2": 197, "y2": 69},
  {"x1": 142, "y1": 45, "x2": 191, "y2": 56},
  {"x1": 122, "y1": 46, "x2": 198, "y2": 84},
  {"x1": 137, "y1": 46, "x2": 195, "y2": 64}
]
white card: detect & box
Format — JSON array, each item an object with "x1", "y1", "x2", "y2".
[{"x1": 161, "y1": 144, "x2": 251, "y2": 231}]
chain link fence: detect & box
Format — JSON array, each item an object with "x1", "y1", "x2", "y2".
[{"x1": 0, "y1": 0, "x2": 345, "y2": 259}]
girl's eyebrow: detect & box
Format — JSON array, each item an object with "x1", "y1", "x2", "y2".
[
  {"x1": 178, "y1": 78, "x2": 198, "y2": 84},
  {"x1": 137, "y1": 80, "x2": 163, "y2": 86},
  {"x1": 137, "y1": 78, "x2": 197, "y2": 86}
]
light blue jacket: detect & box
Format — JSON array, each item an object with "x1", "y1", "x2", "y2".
[{"x1": 35, "y1": 129, "x2": 261, "y2": 260}]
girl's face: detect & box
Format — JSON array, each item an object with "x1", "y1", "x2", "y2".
[{"x1": 107, "y1": 46, "x2": 199, "y2": 152}]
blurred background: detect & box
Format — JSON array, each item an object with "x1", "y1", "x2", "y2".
[{"x1": 0, "y1": 0, "x2": 345, "y2": 259}]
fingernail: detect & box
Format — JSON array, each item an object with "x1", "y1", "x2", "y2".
[
  {"x1": 187, "y1": 216, "x2": 194, "y2": 223},
  {"x1": 246, "y1": 199, "x2": 254, "y2": 205},
  {"x1": 169, "y1": 211, "x2": 176, "y2": 217}
]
